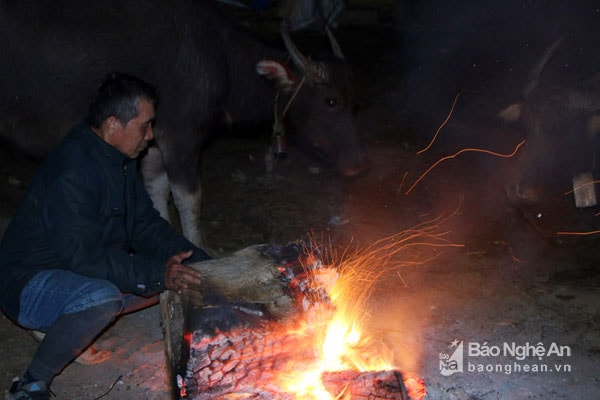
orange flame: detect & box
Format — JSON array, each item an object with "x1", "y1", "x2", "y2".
[{"x1": 277, "y1": 216, "x2": 461, "y2": 399}]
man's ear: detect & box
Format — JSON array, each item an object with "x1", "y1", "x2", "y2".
[{"x1": 104, "y1": 116, "x2": 119, "y2": 134}]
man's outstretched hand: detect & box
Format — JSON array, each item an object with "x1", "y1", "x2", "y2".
[{"x1": 165, "y1": 250, "x2": 203, "y2": 294}]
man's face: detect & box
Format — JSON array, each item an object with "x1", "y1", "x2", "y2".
[{"x1": 111, "y1": 99, "x2": 156, "y2": 158}]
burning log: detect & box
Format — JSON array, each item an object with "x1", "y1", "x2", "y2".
[
  {"x1": 161, "y1": 241, "x2": 429, "y2": 399},
  {"x1": 180, "y1": 322, "x2": 415, "y2": 400},
  {"x1": 321, "y1": 370, "x2": 408, "y2": 399},
  {"x1": 181, "y1": 322, "x2": 317, "y2": 399},
  {"x1": 183, "y1": 245, "x2": 300, "y2": 317},
  {"x1": 160, "y1": 242, "x2": 334, "y2": 395}
]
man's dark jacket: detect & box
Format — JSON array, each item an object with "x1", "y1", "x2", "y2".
[{"x1": 0, "y1": 120, "x2": 210, "y2": 321}]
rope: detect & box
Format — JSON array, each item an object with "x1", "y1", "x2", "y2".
[{"x1": 273, "y1": 76, "x2": 307, "y2": 136}]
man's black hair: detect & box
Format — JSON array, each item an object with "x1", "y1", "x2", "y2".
[{"x1": 88, "y1": 72, "x2": 159, "y2": 128}]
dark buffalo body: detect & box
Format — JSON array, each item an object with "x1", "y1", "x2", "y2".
[
  {"x1": 502, "y1": 36, "x2": 600, "y2": 206},
  {"x1": 506, "y1": 85, "x2": 600, "y2": 206},
  {"x1": 0, "y1": 0, "x2": 368, "y2": 246},
  {"x1": 494, "y1": 29, "x2": 600, "y2": 244}
]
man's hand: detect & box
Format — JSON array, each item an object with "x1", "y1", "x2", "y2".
[{"x1": 165, "y1": 250, "x2": 203, "y2": 294}]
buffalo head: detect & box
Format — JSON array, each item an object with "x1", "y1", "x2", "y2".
[{"x1": 255, "y1": 28, "x2": 370, "y2": 178}]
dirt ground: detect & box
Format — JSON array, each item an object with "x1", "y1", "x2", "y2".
[{"x1": 1, "y1": 18, "x2": 600, "y2": 400}]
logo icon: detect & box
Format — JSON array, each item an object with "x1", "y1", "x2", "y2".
[{"x1": 439, "y1": 339, "x2": 463, "y2": 376}]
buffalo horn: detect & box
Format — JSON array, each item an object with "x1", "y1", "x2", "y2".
[
  {"x1": 281, "y1": 27, "x2": 328, "y2": 83},
  {"x1": 523, "y1": 36, "x2": 564, "y2": 98},
  {"x1": 325, "y1": 25, "x2": 346, "y2": 61}
]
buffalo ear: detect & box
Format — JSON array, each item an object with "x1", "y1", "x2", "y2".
[
  {"x1": 588, "y1": 115, "x2": 600, "y2": 138},
  {"x1": 256, "y1": 60, "x2": 295, "y2": 92},
  {"x1": 498, "y1": 103, "x2": 523, "y2": 122}
]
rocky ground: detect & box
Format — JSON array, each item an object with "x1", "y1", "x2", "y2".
[{"x1": 1, "y1": 16, "x2": 599, "y2": 400}]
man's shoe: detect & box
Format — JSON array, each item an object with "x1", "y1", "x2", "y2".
[{"x1": 5, "y1": 378, "x2": 52, "y2": 400}]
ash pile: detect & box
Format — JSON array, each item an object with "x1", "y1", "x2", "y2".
[{"x1": 169, "y1": 242, "x2": 418, "y2": 399}]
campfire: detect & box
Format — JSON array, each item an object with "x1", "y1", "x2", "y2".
[{"x1": 167, "y1": 219, "x2": 458, "y2": 399}]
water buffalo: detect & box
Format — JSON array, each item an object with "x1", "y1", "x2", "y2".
[
  {"x1": 0, "y1": 0, "x2": 369, "y2": 246},
  {"x1": 498, "y1": 36, "x2": 600, "y2": 244},
  {"x1": 500, "y1": 38, "x2": 600, "y2": 208}
]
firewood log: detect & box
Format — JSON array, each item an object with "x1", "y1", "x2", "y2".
[{"x1": 185, "y1": 245, "x2": 295, "y2": 319}]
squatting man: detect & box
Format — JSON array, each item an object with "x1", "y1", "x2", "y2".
[{"x1": 0, "y1": 73, "x2": 211, "y2": 399}]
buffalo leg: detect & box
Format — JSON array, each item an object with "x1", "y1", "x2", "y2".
[
  {"x1": 141, "y1": 145, "x2": 172, "y2": 222},
  {"x1": 147, "y1": 133, "x2": 204, "y2": 247},
  {"x1": 170, "y1": 182, "x2": 204, "y2": 247}
]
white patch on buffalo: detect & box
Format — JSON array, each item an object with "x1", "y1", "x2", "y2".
[{"x1": 572, "y1": 172, "x2": 597, "y2": 208}]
